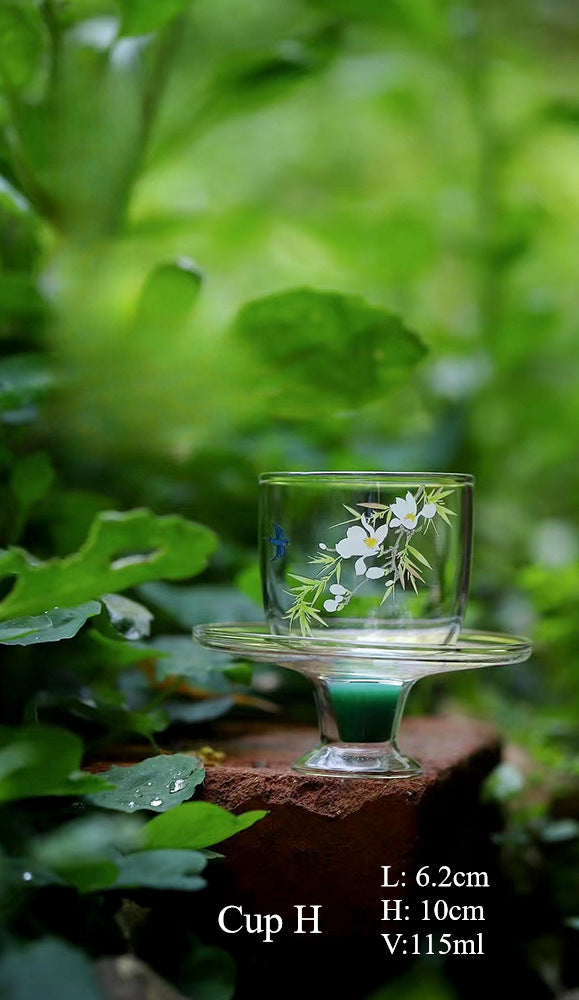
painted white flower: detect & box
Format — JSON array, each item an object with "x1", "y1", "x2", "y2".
[
  {"x1": 420, "y1": 502, "x2": 437, "y2": 519},
  {"x1": 335, "y1": 515, "x2": 389, "y2": 576},
  {"x1": 389, "y1": 492, "x2": 421, "y2": 529},
  {"x1": 323, "y1": 583, "x2": 349, "y2": 613}
]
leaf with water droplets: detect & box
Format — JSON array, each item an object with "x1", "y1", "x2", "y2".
[
  {"x1": 87, "y1": 753, "x2": 205, "y2": 813},
  {"x1": 0, "y1": 602, "x2": 101, "y2": 645}
]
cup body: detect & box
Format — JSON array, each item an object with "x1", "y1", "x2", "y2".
[{"x1": 259, "y1": 472, "x2": 473, "y2": 643}]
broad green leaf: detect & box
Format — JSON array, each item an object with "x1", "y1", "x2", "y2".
[
  {"x1": 234, "y1": 288, "x2": 426, "y2": 416},
  {"x1": 112, "y1": 849, "x2": 207, "y2": 891},
  {"x1": 139, "y1": 582, "x2": 260, "y2": 628},
  {"x1": 101, "y1": 593, "x2": 153, "y2": 639},
  {"x1": 0, "y1": 602, "x2": 101, "y2": 645},
  {"x1": 0, "y1": 508, "x2": 216, "y2": 621},
  {"x1": 132, "y1": 259, "x2": 203, "y2": 341},
  {"x1": 118, "y1": 0, "x2": 191, "y2": 35},
  {"x1": 0, "y1": 938, "x2": 105, "y2": 1000},
  {"x1": 140, "y1": 802, "x2": 267, "y2": 851},
  {"x1": 10, "y1": 451, "x2": 55, "y2": 509},
  {"x1": 0, "y1": 725, "x2": 112, "y2": 802},
  {"x1": 87, "y1": 753, "x2": 205, "y2": 813}
]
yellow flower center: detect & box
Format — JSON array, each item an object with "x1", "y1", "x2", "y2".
[
  {"x1": 405, "y1": 513, "x2": 416, "y2": 523},
  {"x1": 364, "y1": 536, "x2": 378, "y2": 548}
]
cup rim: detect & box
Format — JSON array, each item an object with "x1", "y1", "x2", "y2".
[{"x1": 259, "y1": 471, "x2": 474, "y2": 487}]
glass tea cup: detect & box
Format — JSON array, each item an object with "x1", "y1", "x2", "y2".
[{"x1": 259, "y1": 472, "x2": 473, "y2": 645}]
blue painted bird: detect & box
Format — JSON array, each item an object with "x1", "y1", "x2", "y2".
[{"x1": 268, "y1": 523, "x2": 289, "y2": 561}]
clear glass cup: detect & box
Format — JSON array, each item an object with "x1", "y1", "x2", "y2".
[
  {"x1": 259, "y1": 472, "x2": 473, "y2": 644},
  {"x1": 257, "y1": 472, "x2": 474, "y2": 776}
]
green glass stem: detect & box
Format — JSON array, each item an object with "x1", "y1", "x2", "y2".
[{"x1": 316, "y1": 678, "x2": 413, "y2": 745}]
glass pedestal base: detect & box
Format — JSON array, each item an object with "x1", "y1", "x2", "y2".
[
  {"x1": 192, "y1": 624, "x2": 532, "y2": 779},
  {"x1": 292, "y1": 741, "x2": 423, "y2": 779}
]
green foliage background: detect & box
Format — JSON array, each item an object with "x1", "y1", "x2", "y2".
[{"x1": 0, "y1": 0, "x2": 578, "y2": 996}]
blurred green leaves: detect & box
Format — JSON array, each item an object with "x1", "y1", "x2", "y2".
[
  {"x1": 0, "y1": 725, "x2": 110, "y2": 802},
  {"x1": 117, "y1": 0, "x2": 191, "y2": 37},
  {"x1": 0, "y1": 938, "x2": 105, "y2": 1000},
  {"x1": 234, "y1": 287, "x2": 427, "y2": 418},
  {"x1": 0, "y1": 508, "x2": 216, "y2": 620},
  {"x1": 0, "y1": 1, "x2": 48, "y2": 94},
  {"x1": 132, "y1": 258, "x2": 203, "y2": 344}
]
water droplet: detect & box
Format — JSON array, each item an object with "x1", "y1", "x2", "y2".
[
  {"x1": 128, "y1": 800, "x2": 136, "y2": 809},
  {"x1": 169, "y1": 778, "x2": 187, "y2": 794},
  {"x1": 146, "y1": 781, "x2": 152, "y2": 787},
  {"x1": 150, "y1": 798, "x2": 163, "y2": 807},
  {"x1": 22, "y1": 872, "x2": 33, "y2": 882}
]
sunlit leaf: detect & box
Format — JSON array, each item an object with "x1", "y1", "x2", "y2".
[
  {"x1": 140, "y1": 802, "x2": 267, "y2": 851},
  {"x1": 87, "y1": 753, "x2": 205, "y2": 813},
  {"x1": 0, "y1": 508, "x2": 216, "y2": 621}
]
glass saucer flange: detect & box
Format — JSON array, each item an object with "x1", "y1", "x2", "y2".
[{"x1": 193, "y1": 625, "x2": 532, "y2": 779}]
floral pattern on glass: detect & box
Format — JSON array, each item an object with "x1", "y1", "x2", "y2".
[{"x1": 283, "y1": 486, "x2": 456, "y2": 635}]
